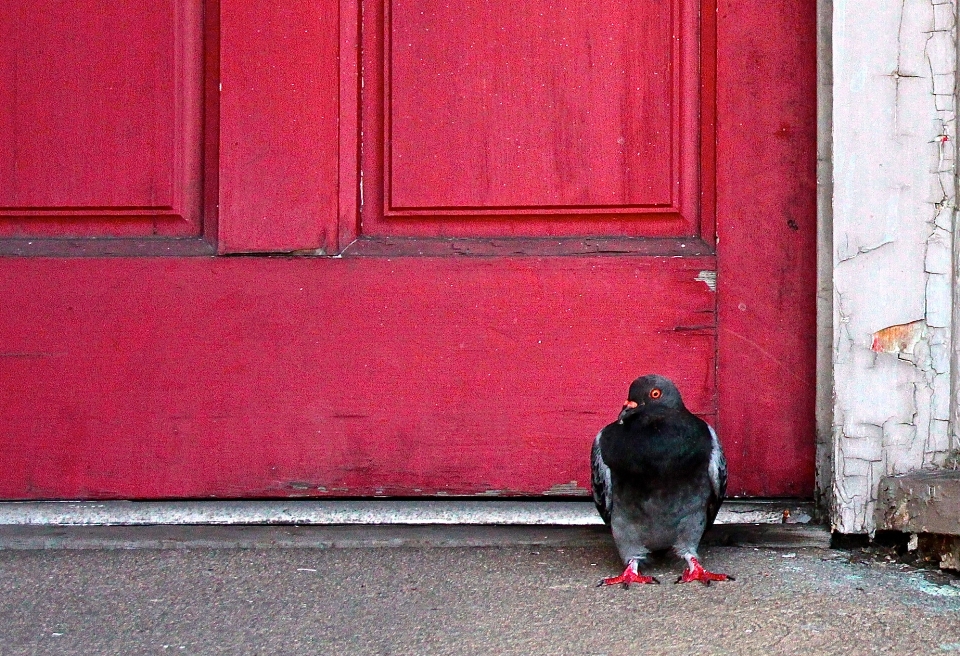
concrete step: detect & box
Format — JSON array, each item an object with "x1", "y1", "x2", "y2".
[{"x1": 0, "y1": 523, "x2": 831, "y2": 551}]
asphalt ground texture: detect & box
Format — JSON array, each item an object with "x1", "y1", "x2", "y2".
[{"x1": 1, "y1": 527, "x2": 959, "y2": 655}]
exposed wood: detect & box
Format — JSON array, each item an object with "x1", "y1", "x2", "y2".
[
  {"x1": 0, "y1": 239, "x2": 215, "y2": 258},
  {"x1": 876, "y1": 471, "x2": 960, "y2": 536},
  {"x1": 342, "y1": 237, "x2": 714, "y2": 258},
  {"x1": 917, "y1": 534, "x2": 960, "y2": 572}
]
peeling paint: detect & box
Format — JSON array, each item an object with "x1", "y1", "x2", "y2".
[
  {"x1": 871, "y1": 320, "x2": 926, "y2": 354},
  {"x1": 695, "y1": 270, "x2": 717, "y2": 292},
  {"x1": 832, "y1": 0, "x2": 957, "y2": 534},
  {"x1": 543, "y1": 481, "x2": 588, "y2": 496}
]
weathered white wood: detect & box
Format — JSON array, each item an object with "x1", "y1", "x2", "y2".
[{"x1": 831, "y1": 0, "x2": 958, "y2": 534}]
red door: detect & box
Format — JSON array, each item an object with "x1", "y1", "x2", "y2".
[{"x1": 0, "y1": 0, "x2": 815, "y2": 498}]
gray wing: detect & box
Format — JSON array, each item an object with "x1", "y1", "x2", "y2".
[
  {"x1": 591, "y1": 429, "x2": 612, "y2": 525},
  {"x1": 705, "y1": 424, "x2": 727, "y2": 528}
]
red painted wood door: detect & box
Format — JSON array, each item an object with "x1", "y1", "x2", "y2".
[{"x1": 0, "y1": 0, "x2": 815, "y2": 498}]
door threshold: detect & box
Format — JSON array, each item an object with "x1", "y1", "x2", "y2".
[
  {"x1": 0, "y1": 523, "x2": 831, "y2": 551},
  {"x1": 0, "y1": 499, "x2": 816, "y2": 527}
]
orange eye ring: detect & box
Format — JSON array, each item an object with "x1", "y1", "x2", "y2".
[{"x1": 650, "y1": 389, "x2": 662, "y2": 399}]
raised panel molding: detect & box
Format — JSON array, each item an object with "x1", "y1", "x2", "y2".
[
  {"x1": 362, "y1": 0, "x2": 708, "y2": 239},
  {"x1": 0, "y1": 0, "x2": 204, "y2": 238}
]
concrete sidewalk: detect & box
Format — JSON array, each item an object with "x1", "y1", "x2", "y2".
[{"x1": 0, "y1": 525, "x2": 958, "y2": 655}]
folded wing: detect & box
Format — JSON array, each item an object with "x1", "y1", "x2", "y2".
[
  {"x1": 705, "y1": 424, "x2": 727, "y2": 528},
  {"x1": 591, "y1": 429, "x2": 612, "y2": 526}
]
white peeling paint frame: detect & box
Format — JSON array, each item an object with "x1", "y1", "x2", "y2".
[{"x1": 830, "y1": 0, "x2": 958, "y2": 533}]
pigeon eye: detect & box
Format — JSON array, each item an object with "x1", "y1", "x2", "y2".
[{"x1": 650, "y1": 389, "x2": 662, "y2": 399}]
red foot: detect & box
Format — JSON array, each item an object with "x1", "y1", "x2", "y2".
[
  {"x1": 598, "y1": 564, "x2": 660, "y2": 588},
  {"x1": 676, "y1": 557, "x2": 734, "y2": 585}
]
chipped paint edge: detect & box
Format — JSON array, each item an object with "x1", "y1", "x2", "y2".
[{"x1": 695, "y1": 270, "x2": 717, "y2": 292}]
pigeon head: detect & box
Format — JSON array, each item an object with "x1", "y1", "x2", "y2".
[{"x1": 618, "y1": 374, "x2": 684, "y2": 423}]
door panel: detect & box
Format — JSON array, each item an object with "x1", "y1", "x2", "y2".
[
  {"x1": 362, "y1": 0, "x2": 707, "y2": 239},
  {"x1": 716, "y1": 0, "x2": 817, "y2": 496},
  {"x1": 0, "y1": 256, "x2": 714, "y2": 499},
  {"x1": 388, "y1": 0, "x2": 674, "y2": 209},
  {"x1": 0, "y1": 0, "x2": 203, "y2": 238}
]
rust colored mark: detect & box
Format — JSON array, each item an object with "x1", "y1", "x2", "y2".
[{"x1": 870, "y1": 320, "x2": 925, "y2": 354}]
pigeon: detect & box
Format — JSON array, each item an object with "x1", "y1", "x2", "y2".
[{"x1": 591, "y1": 374, "x2": 732, "y2": 586}]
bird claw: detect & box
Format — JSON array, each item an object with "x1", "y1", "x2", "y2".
[
  {"x1": 675, "y1": 557, "x2": 734, "y2": 585},
  {"x1": 597, "y1": 566, "x2": 660, "y2": 588}
]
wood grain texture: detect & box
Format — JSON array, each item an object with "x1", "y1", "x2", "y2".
[
  {"x1": 362, "y1": 0, "x2": 704, "y2": 238},
  {"x1": 0, "y1": 0, "x2": 816, "y2": 501},
  {"x1": 388, "y1": 0, "x2": 674, "y2": 208},
  {"x1": 0, "y1": 0, "x2": 204, "y2": 237},
  {"x1": 0, "y1": 256, "x2": 715, "y2": 499},
  {"x1": 715, "y1": 0, "x2": 817, "y2": 496},
  {"x1": 217, "y1": 0, "x2": 339, "y2": 253}
]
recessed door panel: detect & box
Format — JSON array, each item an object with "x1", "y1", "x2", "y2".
[
  {"x1": 0, "y1": 0, "x2": 203, "y2": 237},
  {"x1": 363, "y1": 0, "x2": 706, "y2": 239}
]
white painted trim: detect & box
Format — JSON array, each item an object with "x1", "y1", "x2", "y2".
[
  {"x1": 829, "y1": 0, "x2": 958, "y2": 534},
  {"x1": 0, "y1": 500, "x2": 815, "y2": 527}
]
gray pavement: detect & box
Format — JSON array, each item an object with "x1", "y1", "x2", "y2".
[{"x1": 0, "y1": 526, "x2": 958, "y2": 655}]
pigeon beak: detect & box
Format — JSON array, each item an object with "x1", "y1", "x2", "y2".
[{"x1": 618, "y1": 400, "x2": 639, "y2": 423}]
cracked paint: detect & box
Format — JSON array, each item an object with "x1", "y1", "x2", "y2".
[{"x1": 832, "y1": 0, "x2": 957, "y2": 533}]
